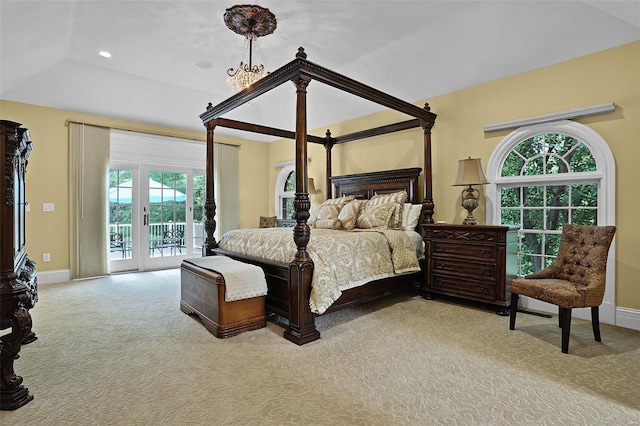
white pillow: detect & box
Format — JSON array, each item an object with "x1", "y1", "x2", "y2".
[{"x1": 403, "y1": 204, "x2": 422, "y2": 231}]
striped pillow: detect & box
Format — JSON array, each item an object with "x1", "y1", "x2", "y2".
[{"x1": 367, "y1": 191, "x2": 408, "y2": 229}]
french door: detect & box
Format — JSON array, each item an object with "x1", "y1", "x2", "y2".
[{"x1": 109, "y1": 164, "x2": 205, "y2": 272}]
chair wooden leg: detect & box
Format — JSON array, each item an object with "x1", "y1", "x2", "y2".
[
  {"x1": 558, "y1": 306, "x2": 563, "y2": 328},
  {"x1": 509, "y1": 293, "x2": 519, "y2": 330},
  {"x1": 591, "y1": 306, "x2": 601, "y2": 342},
  {"x1": 560, "y1": 307, "x2": 572, "y2": 354}
]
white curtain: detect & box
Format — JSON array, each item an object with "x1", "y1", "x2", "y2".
[
  {"x1": 69, "y1": 123, "x2": 110, "y2": 279},
  {"x1": 215, "y1": 142, "x2": 240, "y2": 238}
]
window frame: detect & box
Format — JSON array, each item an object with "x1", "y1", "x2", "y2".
[
  {"x1": 274, "y1": 162, "x2": 296, "y2": 219},
  {"x1": 486, "y1": 120, "x2": 617, "y2": 323}
]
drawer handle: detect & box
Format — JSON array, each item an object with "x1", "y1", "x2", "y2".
[
  {"x1": 480, "y1": 249, "x2": 488, "y2": 255},
  {"x1": 438, "y1": 263, "x2": 445, "y2": 269},
  {"x1": 436, "y1": 280, "x2": 444, "y2": 286}
]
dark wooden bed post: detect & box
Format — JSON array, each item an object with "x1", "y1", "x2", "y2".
[
  {"x1": 285, "y1": 48, "x2": 320, "y2": 345},
  {"x1": 202, "y1": 109, "x2": 219, "y2": 256},
  {"x1": 324, "y1": 129, "x2": 335, "y2": 200},
  {"x1": 421, "y1": 103, "x2": 435, "y2": 224}
]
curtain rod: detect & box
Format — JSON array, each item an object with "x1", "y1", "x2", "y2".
[
  {"x1": 66, "y1": 119, "x2": 243, "y2": 147},
  {"x1": 483, "y1": 102, "x2": 615, "y2": 132}
]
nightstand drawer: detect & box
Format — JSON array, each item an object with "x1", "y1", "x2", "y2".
[
  {"x1": 430, "y1": 274, "x2": 496, "y2": 300},
  {"x1": 431, "y1": 258, "x2": 496, "y2": 279},
  {"x1": 432, "y1": 242, "x2": 496, "y2": 261}
]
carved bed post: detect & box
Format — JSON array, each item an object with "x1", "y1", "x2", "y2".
[
  {"x1": 285, "y1": 48, "x2": 320, "y2": 345},
  {"x1": 202, "y1": 108, "x2": 219, "y2": 256},
  {"x1": 324, "y1": 129, "x2": 335, "y2": 200},
  {"x1": 421, "y1": 103, "x2": 435, "y2": 224}
]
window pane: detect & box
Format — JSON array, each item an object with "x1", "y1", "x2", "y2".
[
  {"x1": 572, "y1": 209, "x2": 597, "y2": 226},
  {"x1": 522, "y1": 209, "x2": 543, "y2": 229},
  {"x1": 545, "y1": 154, "x2": 568, "y2": 174},
  {"x1": 501, "y1": 209, "x2": 520, "y2": 226},
  {"x1": 547, "y1": 185, "x2": 568, "y2": 206},
  {"x1": 524, "y1": 156, "x2": 544, "y2": 176},
  {"x1": 501, "y1": 187, "x2": 520, "y2": 207},
  {"x1": 571, "y1": 183, "x2": 598, "y2": 207},
  {"x1": 522, "y1": 186, "x2": 543, "y2": 207},
  {"x1": 502, "y1": 152, "x2": 524, "y2": 177},
  {"x1": 521, "y1": 233, "x2": 542, "y2": 255},
  {"x1": 544, "y1": 233, "x2": 561, "y2": 256},
  {"x1": 569, "y1": 143, "x2": 597, "y2": 172},
  {"x1": 284, "y1": 171, "x2": 296, "y2": 192},
  {"x1": 282, "y1": 197, "x2": 294, "y2": 219},
  {"x1": 546, "y1": 209, "x2": 568, "y2": 230}
]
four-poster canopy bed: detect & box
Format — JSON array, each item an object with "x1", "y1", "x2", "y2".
[{"x1": 198, "y1": 47, "x2": 437, "y2": 345}]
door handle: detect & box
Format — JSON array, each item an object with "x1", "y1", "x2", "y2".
[{"x1": 144, "y1": 214, "x2": 148, "y2": 226}]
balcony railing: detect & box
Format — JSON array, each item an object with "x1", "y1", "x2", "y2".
[{"x1": 109, "y1": 222, "x2": 205, "y2": 260}]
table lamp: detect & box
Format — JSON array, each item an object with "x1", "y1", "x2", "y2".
[{"x1": 453, "y1": 157, "x2": 489, "y2": 225}]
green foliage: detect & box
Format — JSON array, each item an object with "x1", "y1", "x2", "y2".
[{"x1": 499, "y1": 133, "x2": 599, "y2": 275}]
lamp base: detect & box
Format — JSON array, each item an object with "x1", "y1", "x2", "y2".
[
  {"x1": 461, "y1": 185, "x2": 480, "y2": 225},
  {"x1": 462, "y1": 215, "x2": 479, "y2": 226}
]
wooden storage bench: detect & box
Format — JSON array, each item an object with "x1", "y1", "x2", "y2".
[{"x1": 180, "y1": 258, "x2": 266, "y2": 338}]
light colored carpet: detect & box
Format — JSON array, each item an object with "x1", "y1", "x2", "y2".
[{"x1": 2, "y1": 269, "x2": 639, "y2": 425}]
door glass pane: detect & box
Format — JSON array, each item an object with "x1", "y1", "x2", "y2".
[
  {"x1": 193, "y1": 173, "x2": 206, "y2": 254},
  {"x1": 148, "y1": 171, "x2": 187, "y2": 258},
  {"x1": 109, "y1": 168, "x2": 133, "y2": 260}
]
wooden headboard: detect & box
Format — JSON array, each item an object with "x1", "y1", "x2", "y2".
[{"x1": 330, "y1": 168, "x2": 422, "y2": 203}]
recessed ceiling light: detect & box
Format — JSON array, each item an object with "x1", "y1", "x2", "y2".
[
  {"x1": 195, "y1": 60, "x2": 212, "y2": 69},
  {"x1": 98, "y1": 51, "x2": 112, "y2": 58}
]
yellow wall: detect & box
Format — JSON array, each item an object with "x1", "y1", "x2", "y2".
[
  {"x1": 305, "y1": 41, "x2": 639, "y2": 310},
  {"x1": 1, "y1": 41, "x2": 637, "y2": 310},
  {"x1": 0, "y1": 100, "x2": 268, "y2": 270}
]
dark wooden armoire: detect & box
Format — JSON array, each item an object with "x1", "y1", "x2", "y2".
[{"x1": 0, "y1": 120, "x2": 36, "y2": 410}]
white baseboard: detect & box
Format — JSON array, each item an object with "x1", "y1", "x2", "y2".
[
  {"x1": 520, "y1": 297, "x2": 640, "y2": 331},
  {"x1": 615, "y1": 307, "x2": 640, "y2": 331},
  {"x1": 36, "y1": 269, "x2": 71, "y2": 285}
]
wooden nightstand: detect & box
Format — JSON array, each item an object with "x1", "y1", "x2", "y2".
[{"x1": 422, "y1": 224, "x2": 519, "y2": 315}]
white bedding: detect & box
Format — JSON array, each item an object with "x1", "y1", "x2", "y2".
[
  {"x1": 405, "y1": 230, "x2": 425, "y2": 257},
  {"x1": 218, "y1": 227, "x2": 421, "y2": 314}
]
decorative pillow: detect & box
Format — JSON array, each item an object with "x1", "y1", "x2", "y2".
[
  {"x1": 315, "y1": 195, "x2": 356, "y2": 223},
  {"x1": 308, "y1": 202, "x2": 321, "y2": 227},
  {"x1": 356, "y1": 202, "x2": 396, "y2": 229},
  {"x1": 402, "y1": 204, "x2": 422, "y2": 231},
  {"x1": 322, "y1": 195, "x2": 355, "y2": 206},
  {"x1": 316, "y1": 204, "x2": 342, "y2": 221},
  {"x1": 368, "y1": 191, "x2": 408, "y2": 229},
  {"x1": 338, "y1": 200, "x2": 364, "y2": 231},
  {"x1": 315, "y1": 218, "x2": 341, "y2": 230}
]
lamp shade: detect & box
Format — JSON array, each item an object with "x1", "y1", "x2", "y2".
[{"x1": 453, "y1": 157, "x2": 489, "y2": 186}]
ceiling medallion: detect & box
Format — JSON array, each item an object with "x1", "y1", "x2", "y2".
[{"x1": 224, "y1": 4, "x2": 277, "y2": 92}]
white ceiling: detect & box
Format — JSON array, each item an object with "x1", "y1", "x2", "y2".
[{"x1": 1, "y1": 1, "x2": 639, "y2": 141}]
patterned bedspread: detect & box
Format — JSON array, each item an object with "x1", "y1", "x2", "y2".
[{"x1": 218, "y1": 227, "x2": 420, "y2": 314}]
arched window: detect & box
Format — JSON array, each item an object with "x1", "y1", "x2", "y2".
[
  {"x1": 486, "y1": 120, "x2": 616, "y2": 321},
  {"x1": 275, "y1": 164, "x2": 296, "y2": 219}
]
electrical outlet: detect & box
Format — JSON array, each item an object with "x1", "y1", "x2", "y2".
[
  {"x1": 43, "y1": 253, "x2": 51, "y2": 262},
  {"x1": 43, "y1": 203, "x2": 54, "y2": 212}
]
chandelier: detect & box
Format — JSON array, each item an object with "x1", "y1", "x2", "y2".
[{"x1": 224, "y1": 5, "x2": 277, "y2": 92}]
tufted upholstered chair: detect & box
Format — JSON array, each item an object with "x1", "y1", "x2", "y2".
[{"x1": 509, "y1": 223, "x2": 616, "y2": 353}]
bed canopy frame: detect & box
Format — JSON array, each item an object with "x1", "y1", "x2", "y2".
[{"x1": 199, "y1": 47, "x2": 437, "y2": 345}]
